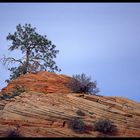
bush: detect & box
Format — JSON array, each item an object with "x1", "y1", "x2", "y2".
[
  {"x1": 11, "y1": 85, "x2": 26, "y2": 96},
  {"x1": 68, "y1": 73, "x2": 99, "y2": 94},
  {"x1": 0, "y1": 85, "x2": 26, "y2": 100},
  {"x1": 94, "y1": 119, "x2": 117, "y2": 134},
  {"x1": 68, "y1": 117, "x2": 85, "y2": 133},
  {"x1": 6, "y1": 129, "x2": 21, "y2": 137},
  {"x1": 76, "y1": 110, "x2": 85, "y2": 116}
]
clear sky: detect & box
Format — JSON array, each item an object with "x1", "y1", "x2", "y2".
[{"x1": 0, "y1": 3, "x2": 140, "y2": 102}]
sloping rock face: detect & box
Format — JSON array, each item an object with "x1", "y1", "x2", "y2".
[
  {"x1": 0, "y1": 71, "x2": 140, "y2": 137},
  {"x1": 1, "y1": 71, "x2": 72, "y2": 94}
]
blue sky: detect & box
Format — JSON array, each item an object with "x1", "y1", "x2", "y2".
[{"x1": 0, "y1": 3, "x2": 140, "y2": 102}]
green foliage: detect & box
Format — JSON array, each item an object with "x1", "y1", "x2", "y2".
[
  {"x1": 11, "y1": 85, "x2": 26, "y2": 96},
  {"x1": 68, "y1": 73, "x2": 99, "y2": 94},
  {"x1": 68, "y1": 117, "x2": 85, "y2": 133},
  {"x1": 1, "y1": 23, "x2": 61, "y2": 82},
  {"x1": 94, "y1": 119, "x2": 117, "y2": 134},
  {"x1": 6, "y1": 66, "x2": 27, "y2": 83},
  {"x1": 0, "y1": 85, "x2": 26, "y2": 100},
  {"x1": 0, "y1": 93, "x2": 11, "y2": 100}
]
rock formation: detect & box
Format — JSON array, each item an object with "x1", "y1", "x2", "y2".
[{"x1": 0, "y1": 71, "x2": 140, "y2": 137}]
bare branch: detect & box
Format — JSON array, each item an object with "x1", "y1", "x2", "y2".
[
  {"x1": 28, "y1": 59, "x2": 43, "y2": 72},
  {"x1": 0, "y1": 57, "x2": 24, "y2": 66}
]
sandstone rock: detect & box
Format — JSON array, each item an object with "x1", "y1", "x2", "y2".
[
  {"x1": 0, "y1": 71, "x2": 72, "y2": 94},
  {"x1": 0, "y1": 71, "x2": 140, "y2": 137}
]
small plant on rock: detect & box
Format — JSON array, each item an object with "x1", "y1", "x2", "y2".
[
  {"x1": 76, "y1": 110, "x2": 85, "y2": 116},
  {"x1": 68, "y1": 73, "x2": 99, "y2": 95},
  {"x1": 11, "y1": 84, "x2": 26, "y2": 97},
  {"x1": 0, "y1": 93, "x2": 10, "y2": 100},
  {"x1": 6, "y1": 129, "x2": 21, "y2": 137},
  {"x1": 94, "y1": 118, "x2": 117, "y2": 134},
  {"x1": 0, "y1": 85, "x2": 26, "y2": 100},
  {"x1": 68, "y1": 117, "x2": 85, "y2": 133}
]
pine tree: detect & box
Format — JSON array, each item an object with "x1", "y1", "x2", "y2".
[{"x1": 1, "y1": 24, "x2": 61, "y2": 83}]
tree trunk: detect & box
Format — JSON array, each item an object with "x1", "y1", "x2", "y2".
[{"x1": 24, "y1": 49, "x2": 30, "y2": 74}]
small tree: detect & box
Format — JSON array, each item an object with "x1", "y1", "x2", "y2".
[
  {"x1": 0, "y1": 24, "x2": 61, "y2": 83},
  {"x1": 68, "y1": 73, "x2": 99, "y2": 94}
]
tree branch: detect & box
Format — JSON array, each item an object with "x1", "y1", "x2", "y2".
[{"x1": 1, "y1": 57, "x2": 24, "y2": 66}]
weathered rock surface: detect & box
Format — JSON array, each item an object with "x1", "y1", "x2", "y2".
[
  {"x1": 0, "y1": 71, "x2": 140, "y2": 137},
  {"x1": 1, "y1": 71, "x2": 72, "y2": 94}
]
